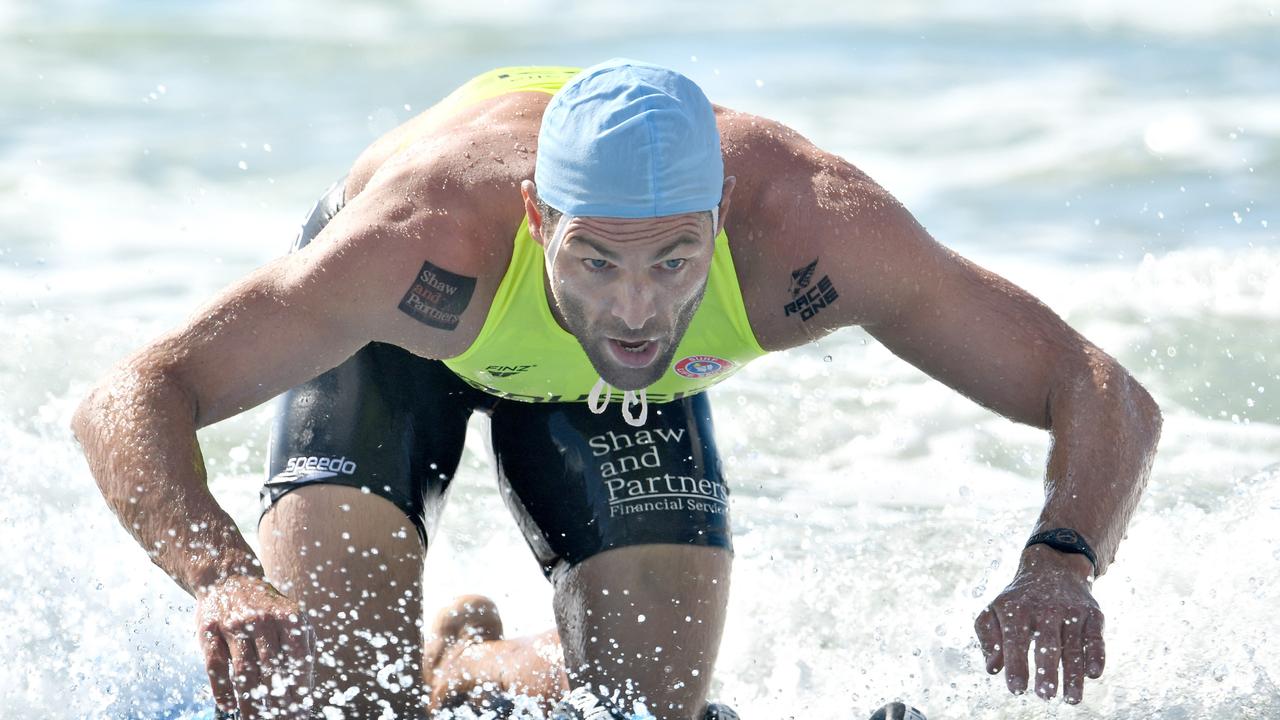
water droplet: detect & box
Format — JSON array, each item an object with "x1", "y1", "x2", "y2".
[{"x1": 823, "y1": 355, "x2": 832, "y2": 362}]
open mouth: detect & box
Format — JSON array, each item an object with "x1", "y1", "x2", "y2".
[{"x1": 606, "y1": 337, "x2": 660, "y2": 368}]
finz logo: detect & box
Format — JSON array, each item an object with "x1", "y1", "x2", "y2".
[
  {"x1": 674, "y1": 355, "x2": 734, "y2": 379},
  {"x1": 269, "y1": 455, "x2": 358, "y2": 485},
  {"x1": 485, "y1": 364, "x2": 535, "y2": 378}
]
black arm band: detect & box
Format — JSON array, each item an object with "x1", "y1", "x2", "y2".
[{"x1": 1025, "y1": 528, "x2": 1098, "y2": 574}]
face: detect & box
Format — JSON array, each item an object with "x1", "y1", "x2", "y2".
[{"x1": 542, "y1": 212, "x2": 717, "y2": 391}]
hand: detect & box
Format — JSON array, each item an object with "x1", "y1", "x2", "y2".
[
  {"x1": 974, "y1": 546, "x2": 1105, "y2": 704},
  {"x1": 195, "y1": 575, "x2": 315, "y2": 719}
]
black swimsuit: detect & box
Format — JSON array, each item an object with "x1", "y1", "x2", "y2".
[{"x1": 260, "y1": 179, "x2": 733, "y2": 580}]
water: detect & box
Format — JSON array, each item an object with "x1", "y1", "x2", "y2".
[{"x1": 3, "y1": 0, "x2": 1278, "y2": 717}]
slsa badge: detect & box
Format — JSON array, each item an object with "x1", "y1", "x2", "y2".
[{"x1": 673, "y1": 355, "x2": 734, "y2": 379}]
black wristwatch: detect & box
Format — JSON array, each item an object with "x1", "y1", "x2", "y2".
[{"x1": 1025, "y1": 528, "x2": 1098, "y2": 575}]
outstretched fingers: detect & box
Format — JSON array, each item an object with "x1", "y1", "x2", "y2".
[
  {"x1": 1084, "y1": 609, "x2": 1106, "y2": 679},
  {"x1": 1061, "y1": 613, "x2": 1087, "y2": 704},
  {"x1": 282, "y1": 612, "x2": 315, "y2": 689},
  {"x1": 1032, "y1": 615, "x2": 1064, "y2": 700},
  {"x1": 996, "y1": 605, "x2": 1033, "y2": 695},
  {"x1": 974, "y1": 607, "x2": 1004, "y2": 675},
  {"x1": 202, "y1": 629, "x2": 238, "y2": 715},
  {"x1": 229, "y1": 625, "x2": 265, "y2": 717}
]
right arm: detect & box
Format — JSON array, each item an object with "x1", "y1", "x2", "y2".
[
  {"x1": 71, "y1": 167, "x2": 486, "y2": 594},
  {"x1": 70, "y1": 166, "x2": 494, "y2": 715}
]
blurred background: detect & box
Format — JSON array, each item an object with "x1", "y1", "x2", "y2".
[{"x1": 2, "y1": 0, "x2": 1277, "y2": 717}]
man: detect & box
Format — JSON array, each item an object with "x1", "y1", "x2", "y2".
[{"x1": 72, "y1": 59, "x2": 1162, "y2": 719}]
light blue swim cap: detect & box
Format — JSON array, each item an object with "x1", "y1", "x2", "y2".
[{"x1": 535, "y1": 58, "x2": 724, "y2": 219}]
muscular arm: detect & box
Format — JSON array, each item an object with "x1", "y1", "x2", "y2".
[
  {"x1": 71, "y1": 167, "x2": 490, "y2": 595},
  {"x1": 743, "y1": 134, "x2": 1162, "y2": 577},
  {"x1": 733, "y1": 128, "x2": 1163, "y2": 700},
  {"x1": 858, "y1": 210, "x2": 1161, "y2": 577}
]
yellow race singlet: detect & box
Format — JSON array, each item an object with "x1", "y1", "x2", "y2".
[{"x1": 427, "y1": 67, "x2": 768, "y2": 403}]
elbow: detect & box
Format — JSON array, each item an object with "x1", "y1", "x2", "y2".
[
  {"x1": 1105, "y1": 360, "x2": 1162, "y2": 445},
  {"x1": 1049, "y1": 354, "x2": 1164, "y2": 443},
  {"x1": 1129, "y1": 376, "x2": 1163, "y2": 442},
  {"x1": 71, "y1": 385, "x2": 104, "y2": 448}
]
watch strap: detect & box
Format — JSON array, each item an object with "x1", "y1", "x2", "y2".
[{"x1": 1025, "y1": 528, "x2": 1098, "y2": 574}]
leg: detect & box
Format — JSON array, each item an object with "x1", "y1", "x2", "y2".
[
  {"x1": 260, "y1": 485, "x2": 427, "y2": 718},
  {"x1": 491, "y1": 393, "x2": 733, "y2": 720},
  {"x1": 258, "y1": 343, "x2": 481, "y2": 717},
  {"x1": 554, "y1": 545, "x2": 731, "y2": 720}
]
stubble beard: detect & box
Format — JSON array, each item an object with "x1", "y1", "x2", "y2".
[{"x1": 556, "y1": 280, "x2": 707, "y2": 391}]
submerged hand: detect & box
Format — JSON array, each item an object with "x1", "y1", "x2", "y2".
[
  {"x1": 195, "y1": 575, "x2": 314, "y2": 719},
  {"x1": 974, "y1": 546, "x2": 1104, "y2": 705}
]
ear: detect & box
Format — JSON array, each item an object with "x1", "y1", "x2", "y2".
[
  {"x1": 715, "y1": 176, "x2": 737, "y2": 236},
  {"x1": 520, "y1": 180, "x2": 548, "y2": 247}
]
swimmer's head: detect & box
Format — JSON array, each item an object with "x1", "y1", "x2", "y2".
[
  {"x1": 526, "y1": 58, "x2": 734, "y2": 390},
  {"x1": 521, "y1": 192, "x2": 727, "y2": 391}
]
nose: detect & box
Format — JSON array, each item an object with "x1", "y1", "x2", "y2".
[{"x1": 611, "y1": 276, "x2": 657, "y2": 330}]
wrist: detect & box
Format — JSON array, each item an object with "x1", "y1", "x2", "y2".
[
  {"x1": 1019, "y1": 542, "x2": 1094, "y2": 582},
  {"x1": 190, "y1": 550, "x2": 265, "y2": 598}
]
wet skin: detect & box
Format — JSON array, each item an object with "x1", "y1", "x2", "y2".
[
  {"x1": 423, "y1": 594, "x2": 568, "y2": 715},
  {"x1": 521, "y1": 181, "x2": 733, "y2": 392},
  {"x1": 72, "y1": 83, "x2": 1162, "y2": 717}
]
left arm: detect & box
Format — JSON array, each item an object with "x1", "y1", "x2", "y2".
[
  {"x1": 833, "y1": 203, "x2": 1162, "y2": 580},
  {"x1": 738, "y1": 134, "x2": 1162, "y2": 704},
  {"x1": 831, "y1": 200, "x2": 1162, "y2": 705}
]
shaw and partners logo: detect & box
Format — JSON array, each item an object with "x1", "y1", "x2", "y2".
[
  {"x1": 587, "y1": 429, "x2": 728, "y2": 518},
  {"x1": 673, "y1": 355, "x2": 734, "y2": 379},
  {"x1": 268, "y1": 455, "x2": 358, "y2": 485}
]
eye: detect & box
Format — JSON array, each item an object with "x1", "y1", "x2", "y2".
[
  {"x1": 659, "y1": 258, "x2": 687, "y2": 271},
  {"x1": 583, "y1": 258, "x2": 612, "y2": 271}
]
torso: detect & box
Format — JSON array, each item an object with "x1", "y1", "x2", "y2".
[{"x1": 335, "y1": 67, "x2": 864, "y2": 389}]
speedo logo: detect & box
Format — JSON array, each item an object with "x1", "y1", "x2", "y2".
[
  {"x1": 485, "y1": 364, "x2": 535, "y2": 378},
  {"x1": 285, "y1": 455, "x2": 357, "y2": 475},
  {"x1": 269, "y1": 455, "x2": 358, "y2": 485}
]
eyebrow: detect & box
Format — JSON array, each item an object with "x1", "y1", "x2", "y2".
[
  {"x1": 571, "y1": 237, "x2": 621, "y2": 261},
  {"x1": 567, "y1": 235, "x2": 702, "y2": 262},
  {"x1": 650, "y1": 236, "x2": 702, "y2": 261}
]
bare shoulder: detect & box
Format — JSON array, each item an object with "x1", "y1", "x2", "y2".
[
  {"x1": 716, "y1": 106, "x2": 921, "y2": 351},
  {"x1": 327, "y1": 102, "x2": 540, "y2": 358}
]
